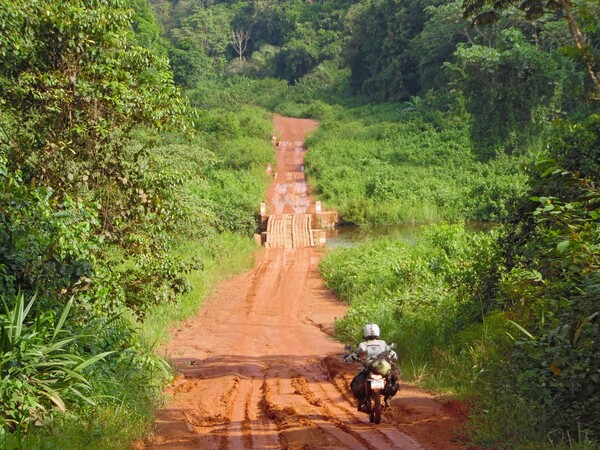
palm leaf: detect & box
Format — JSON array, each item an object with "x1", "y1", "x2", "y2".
[
  {"x1": 508, "y1": 319, "x2": 535, "y2": 339},
  {"x1": 66, "y1": 385, "x2": 97, "y2": 406},
  {"x1": 17, "y1": 293, "x2": 36, "y2": 339},
  {"x1": 36, "y1": 337, "x2": 77, "y2": 355},
  {"x1": 52, "y1": 297, "x2": 74, "y2": 341},
  {"x1": 37, "y1": 385, "x2": 67, "y2": 412},
  {"x1": 56, "y1": 366, "x2": 91, "y2": 385},
  {"x1": 73, "y1": 351, "x2": 114, "y2": 371}
]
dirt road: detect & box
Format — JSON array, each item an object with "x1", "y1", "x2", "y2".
[{"x1": 141, "y1": 116, "x2": 467, "y2": 450}]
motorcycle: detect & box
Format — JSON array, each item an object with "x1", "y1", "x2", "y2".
[
  {"x1": 344, "y1": 344, "x2": 395, "y2": 424},
  {"x1": 364, "y1": 353, "x2": 392, "y2": 423}
]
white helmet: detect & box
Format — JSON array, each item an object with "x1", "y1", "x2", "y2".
[{"x1": 363, "y1": 323, "x2": 380, "y2": 340}]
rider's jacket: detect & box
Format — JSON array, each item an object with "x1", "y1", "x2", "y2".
[{"x1": 351, "y1": 339, "x2": 397, "y2": 362}]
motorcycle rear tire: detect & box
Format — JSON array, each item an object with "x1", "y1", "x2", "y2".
[{"x1": 369, "y1": 391, "x2": 382, "y2": 424}]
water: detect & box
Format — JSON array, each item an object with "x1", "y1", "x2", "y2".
[{"x1": 324, "y1": 222, "x2": 495, "y2": 249}]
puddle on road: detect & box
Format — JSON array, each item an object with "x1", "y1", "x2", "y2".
[
  {"x1": 272, "y1": 180, "x2": 311, "y2": 215},
  {"x1": 271, "y1": 143, "x2": 312, "y2": 215}
]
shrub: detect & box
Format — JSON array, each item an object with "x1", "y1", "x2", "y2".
[{"x1": 0, "y1": 294, "x2": 110, "y2": 438}]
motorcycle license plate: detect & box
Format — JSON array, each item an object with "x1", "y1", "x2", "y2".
[{"x1": 370, "y1": 379, "x2": 385, "y2": 390}]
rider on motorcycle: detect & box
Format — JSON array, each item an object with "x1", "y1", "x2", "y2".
[{"x1": 344, "y1": 323, "x2": 400, "y2": 408}]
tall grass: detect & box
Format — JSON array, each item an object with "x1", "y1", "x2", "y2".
[
  {"x1": 321, "y1": 220, "x2": 600, "y2": 447},
  {"x1": 304, "y1": 103, "x2": 530, "y2": 225}
]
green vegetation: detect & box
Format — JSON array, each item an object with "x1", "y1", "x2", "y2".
[
  {"x1": 1, "y1": 294, "x2": 111, "y2": 437},
  {"x1": 0, "y1": 0, "x2": 273, "y2": 447},
  {"x1": 321, "y1": 223, "x2": 501, "y2": 365},
  {"x1": 1, "y1": 0, "x2": 598, "y2": 448},
  {"x1": 305, "y1": 97, "x2": 530, "y2": 225}
]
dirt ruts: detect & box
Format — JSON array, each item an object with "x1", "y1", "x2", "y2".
[{"x1": 139, "y1": 115, "x2": 469, "y2": 450}]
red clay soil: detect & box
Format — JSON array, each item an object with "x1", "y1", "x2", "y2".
[{"x1": 138, "y1": 115, "x2": 469, "y2": 450}]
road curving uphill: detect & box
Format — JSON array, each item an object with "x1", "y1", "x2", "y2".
[{"x1": 140, "y1": 115, "x2": 467, "y2": 450}]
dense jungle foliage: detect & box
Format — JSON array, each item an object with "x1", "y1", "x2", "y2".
[
  {"x1": 0, "y1": 0, "x2": 273, "y2": 446},
  {"x1": 0, "y1": 0, "x2": 599, "y2": 447}
]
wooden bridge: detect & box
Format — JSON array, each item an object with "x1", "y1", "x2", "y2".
[{"x1": 264, "y1": 214, "x2": 315, "y2": 249}]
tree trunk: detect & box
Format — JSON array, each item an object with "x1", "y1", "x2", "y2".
[
  {"x1": 232, "y1": 29, "x2": 250, "y2": 62},
  {"x1": 558, "y1": 0, "x2": 600, "y2": 90}
]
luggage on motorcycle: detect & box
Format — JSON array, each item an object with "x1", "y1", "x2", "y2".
[
  {"x1": 366, "y1": 358, "x2": 392, "y2": 377},
  {"x1": 384, "y1": 380, "x2": 399, "y2": 398},
  {"x1": 351, "y1": 371, "x2": 367, "y2": 400}
]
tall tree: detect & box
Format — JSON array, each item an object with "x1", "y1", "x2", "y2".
[
  {"x1": 344, "y1": 0, "x2": 425, "y2": 101},
  {"x1": 232, "y1": 29, "x2": 250, "y2": 61},
  {"x1": 462, "y1": 0, "x2": 600, "y2": 90},
  {"x1": 168, "y1": 4, "x2": 232, "y2": 84},
  {"x1": 448, "y1": 27, "x2": 580, "y2": 158},
  {"x1": 0, "y1": 0, "x2": 188, "y2": 244}
]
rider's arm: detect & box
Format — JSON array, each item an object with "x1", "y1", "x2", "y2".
[
  {"x1": 343, "y1": 341, "x2": 368, "y2": 363},
  {"x1": 385, "y1": 343, "x2": 398, "y2": 360},
  {"x1": 357, "y1": 342, "x2": 368, "y2": 357},
  {"x1": 344, "y1": 352, "x2": 359, "y2": 363}
]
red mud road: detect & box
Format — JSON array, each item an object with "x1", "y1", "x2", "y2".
[{"x1": 141, "y1": 116, "x2": 467, "y2": 450}]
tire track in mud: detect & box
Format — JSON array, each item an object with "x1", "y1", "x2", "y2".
[
  {"x1": 222, "y1": 376, "x2": 248, "y2": 450},
  {"x1": 288, "y1": 374, "x2": 379, "y2": 450},
  {"x1": 258, "y1": 354, "x2": 413, "y2": 450},
  {"x1": 263, "y1": 366, "x2": 364, "y2": 450},
  {"x1": 244, "y1": 256, "x2": 272, "y2": 316},
  {"x1": 289, "y1": 365, "x2": 422, "y2": 450},
  {"x1": 254, "y1": 374, "x2": 283, "y2": 449}
]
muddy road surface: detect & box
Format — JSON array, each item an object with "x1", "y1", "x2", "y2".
[{"x1": 141, "y1": 116, "x2": 467, "y2": 450}]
